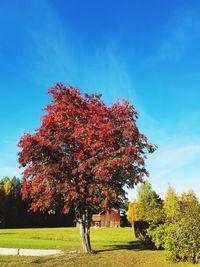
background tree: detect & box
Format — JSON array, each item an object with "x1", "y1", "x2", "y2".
[
  {"x1": 136, "y1": 181, "x2": 163, "y2": 223},
  {"x1": 163, "y1": 185, "x2": 180, "y2": 222},
  {"x1": 0, "y1": 177, "x2": 13, "y2": 227},
  {"x1": 0, "y1": 177, "x2": 21, "y2": 228},
  {"x1": 9, "y1": 177, "x2": 21, "y2": 227},
  {"x1": 148, "y1": 185, "x2": 181, "y2": 253},
  {"x1": 180, "y1": 189, "x2": 199, "y2": 212},
  {"x1": 0, "y1": 176, "x2": 75, "y2": 229},
  {"x1": 0, "y1": 176, "x2": 10, "y2": 187},
  {"x1": 0, "y1": 187, "x2": 6, "y2": 227},
  {"x1": 127, "y1": 202, "x2": 137, "y2": 230},
  {"x1": 3, "y1": 179, "x2": 13, "y2": 196},
  {"x1": 18, "y1": 83, "x2": 155, "y2": 252},
  {"x1": 148, "y1": 186, "x2": 200, "y2": 264}
]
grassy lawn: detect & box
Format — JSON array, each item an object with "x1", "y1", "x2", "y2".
[
  {"x1": 0, "y1": 227, "x2": 134, "y2": 249},
  {"x1": 0, "y1": 227, "x2": 199, "y2": 267}
]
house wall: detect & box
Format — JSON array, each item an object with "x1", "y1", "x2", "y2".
[
  {"x1": 100, "y1": 210, "x2": 120, "y2": 227},
  {"x1": 91, "y1": 221, "x2": 101, "y2": 227}
]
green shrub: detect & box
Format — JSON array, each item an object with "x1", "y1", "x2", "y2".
[
  {"x1": 148, "y1": 204, "x2": 200, "y2": 264},
  {"x1": 147, "y1": 223, "x2": 166, "y2": 249}
]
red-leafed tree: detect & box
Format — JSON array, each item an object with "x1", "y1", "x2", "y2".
[{"x1": 18, "y1": 83, "x2": 155, "y2": 252}]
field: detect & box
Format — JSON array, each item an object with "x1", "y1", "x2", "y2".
[{"x1": 0, "y1": 227, "x2": 199, "y2": 267}]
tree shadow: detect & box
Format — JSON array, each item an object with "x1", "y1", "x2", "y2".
[
  {"x1": 96, "y1": 240, "x2": 158, "y2": 253},
  {"x1": 0, "y1": 233, "x2": 16, "y2": 235}
]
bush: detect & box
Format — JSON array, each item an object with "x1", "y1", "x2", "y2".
[
  {"x1": 147, "y1": 223, "x2": 166, "y2": 249},
  {"x1": 148, "y1": 204, "x2": 200, "y2": 264}
]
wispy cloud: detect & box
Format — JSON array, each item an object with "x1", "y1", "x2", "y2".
[
  {"x1": 150, "y1": 141, "x2": 200, "y2": 175},
  {"x1": 127, "y1": 134, "x2": 200, "y2": 201},
  {"x1": 22, "y1": 1, "x2": 80, "y2": 87},
  {"x1": 155, "y1": 3, "x2": 200, "y2": 62},
  {"x1": 78, "y1": 41, "x2": 138, "y2": 105},
  {"x1": 18, "y1": 0, "x2": 141, "y2": 107},
  {"x1": 146, "y1": 135, "x2": 200, "y2": 199}
]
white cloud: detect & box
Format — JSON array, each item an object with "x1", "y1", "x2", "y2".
[
  {"x1": 147, "y1": 136, "x2": 200, "y2": 199},
  {"x1": 150, "y1": 142, "x2": 200, "y2": 175},
  {"x1": 127, "y1": 135, "x2": 200, "y2": 201}
]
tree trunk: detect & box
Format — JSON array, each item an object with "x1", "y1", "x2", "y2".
[
  {"x1": 79, "y1": 219, "x2": 92, "y2": 253},
  {"x1": 132, "y1": 221, "x2": 136, "y2": 238}
]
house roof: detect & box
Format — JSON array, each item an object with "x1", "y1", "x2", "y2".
[
  {"x1": 92, "y1": 209, "x2": 119, "y2": 220},
  {"x1": 99, "y1": 208, "x2": 119, "y2": 215}
]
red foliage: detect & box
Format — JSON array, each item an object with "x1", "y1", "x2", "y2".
[{"x1": 18, "y1": 83, "x2": 155, "y2": 217}]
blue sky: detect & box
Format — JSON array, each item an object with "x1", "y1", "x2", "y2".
[{"x1": 0, "y1": 0, "x2": 200, "y2": 200}]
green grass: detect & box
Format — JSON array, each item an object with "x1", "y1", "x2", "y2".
[
  {"x1": 0, "y1": 227, "x2": 199, "y2": 267},
  {"x1": 0, "y1": 227, "x2": 134, "y2": 249},
  {"x1": 0, "y1": 227, "x2": 80, "y2": 249}
]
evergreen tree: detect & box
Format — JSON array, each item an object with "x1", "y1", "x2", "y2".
[
  {"x1": 0, "y1": 187, "x2": 6, "y2": 227},
  {"x1": 136, "y1": 181, "x2": 163, "y2": 223}
]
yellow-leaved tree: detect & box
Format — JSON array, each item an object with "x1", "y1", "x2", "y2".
[{"x1": 127, "y1": 202, "x2": 138, "y2": 237}]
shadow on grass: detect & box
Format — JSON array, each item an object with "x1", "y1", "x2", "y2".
[
  {"x1": 0, "y1": 233, "x2": 16, "y2": 235},
  {"x1": 96, "y1": 240, "x2": 158, "y2": 253}
]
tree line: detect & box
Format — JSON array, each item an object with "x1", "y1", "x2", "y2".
[
  {"x1": 127, "y1": 181, "x2": 200, "y2": 264},
  {"x1": 0, "y1": 176, "x2": 75, "y2": 228}
]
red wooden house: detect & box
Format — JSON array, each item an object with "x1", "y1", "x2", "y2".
[{"x1": 91, "y1": 209, "x2": 120, "y2": 227}]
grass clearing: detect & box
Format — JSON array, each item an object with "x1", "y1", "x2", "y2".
[
  {"x1": 0, "y1": 227, "x2": 199, "y2": 266},
  {"x1": 0, "y1": 227, "x2": 134, "y2": 249}
]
